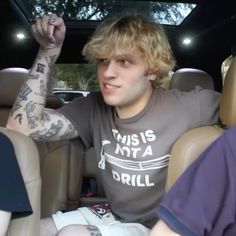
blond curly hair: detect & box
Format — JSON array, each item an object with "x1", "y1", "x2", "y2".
[{"x1": 83, "y1": 15, "x2": 176, "y2": 87}]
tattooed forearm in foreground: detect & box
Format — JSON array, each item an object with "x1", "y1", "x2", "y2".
[{"x1": 6, "y1": 49, "x2": 79, "y2": 140}]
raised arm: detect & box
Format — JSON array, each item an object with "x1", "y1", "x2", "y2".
[{"x1": 6, "y1": 14, "x2": 78, "y2": 141}]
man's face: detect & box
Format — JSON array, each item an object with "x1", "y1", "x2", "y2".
[{"x1": 97, "y1": 49, "x2": 154, "y2": 118}]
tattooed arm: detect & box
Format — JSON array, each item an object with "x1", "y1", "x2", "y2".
[{"x1": 6, "y1": 14, "x2": 79, "y2": 141}]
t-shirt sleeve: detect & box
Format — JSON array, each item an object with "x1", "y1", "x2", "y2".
[
  {"x1": 58, "y1": 92, "x2": 101, "y2": 147},
  {"x1": 197, "y1": 88, "x2": 220, "y2": 125},
  {"x1": 157, "y1": 126, "x2": 236, "y2": 236}
]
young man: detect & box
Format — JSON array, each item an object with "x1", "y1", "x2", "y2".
[
  {"x1": 6, "y1": 14, "x2": 220, "y2": 236},
  {"x1": 0, "y1": 132, "x2": 32, "y2": 236},
  {"x1": 149, "y1": 124, "x2": 236, "y2": 236}
]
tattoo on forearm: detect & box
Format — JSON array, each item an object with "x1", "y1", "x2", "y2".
[
  {"x1": 36, "y1": 63, "x2": 46, "y2": 73},
  {"x1": 42, "y1": 112, "x2": 51, "y2": 122},
  {"x1": 25, "y1": 101, "x2": 38, "y2": 129},
  {"x1": 45, "y1": 55, "x2": 57, "y2": 69},
  {"x1": 29, "y1": 74, "x2": 39, "y2": 80},
  {"x1": 85, "y1": 225, "x2": 102, "y2": 236},
  {"x1": 60, "y1": 123, "x2": 77, "y2": 139},
  {"x1": 19, "y1": 84, "x2": 32, "y2": 100},
  {"x1": 37, "y1": 79, "x2": 47, "y2": 97},
  {"x1": 14, "y1": 113, "x2": 23, "y2": 124},
  {"x1": 11, "y1": 100, "x2": 22, "y2": 115},
  {"x1": 30, "y1": 120, "x2": 63, "y2": 140},
  {"x1": 31, "y1": 55, "x2": 42, "y2": 70},
  {"x1": 34, "y1": 80, "x2": 47, "y2": 97},
  {"x1": 11, "y1": 84, "x2": 32, "y2": 116}
]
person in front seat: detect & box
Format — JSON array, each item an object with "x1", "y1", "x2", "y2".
[
  {"x1": 149, "y1": 124, "x2": 236, "y2": 236},
  {"x1": 7, "y1": 14, "x2": 219, "y2": 236},
  {"x1": 0, "y1": 132, "x2": 32, "y2": 236}
]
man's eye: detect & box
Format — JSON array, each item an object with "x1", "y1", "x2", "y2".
[
  {"x1": 118, "y1": 58, "x2": 129, "y2": 65},
  {"x1": 97, "y1": 58, "x2": 109, "y2": 64}
]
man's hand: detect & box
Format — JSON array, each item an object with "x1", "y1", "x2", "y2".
[{"x1": 31, "y1": 14, "x2": 66, "y2": 50}]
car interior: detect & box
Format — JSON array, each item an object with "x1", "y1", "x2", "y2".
[
  {"x1": 0, "y1": 0, "x2": 235, "y2": 235},
  {"x1": 0, "y1": 127, "x2": 41, "y2": 236}
]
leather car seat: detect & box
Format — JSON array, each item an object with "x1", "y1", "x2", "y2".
[
  {"x1": 0, "y1": 67, "x2": 62, "y2": 126},
  {"x1": 169, "y1": 68, "x2": 215, "y2": 91},
  {"x1": 166, "y1": 56, "x2": 236, "y2": 190},
  {"x1": 0, "y1": 67, "x2": 105, "y2": 218},
  {"x1": 221, "y1": 55, "x2": 233, "y2": 85},
  {"x1": 0, "y1": 127, "x2": 41, "y2": 236},
  {"x1": 0, "y1": 67, "x2": 73, "y2": 218}
]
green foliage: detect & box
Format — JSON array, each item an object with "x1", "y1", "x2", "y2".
[
  {"x1": 56, "y1": 63, "x2": 99, "y2": 91},
  {"x1": 23, "y1": 0, "x2": 196, "y2": 25}
]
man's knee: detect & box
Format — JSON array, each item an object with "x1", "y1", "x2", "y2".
[
  {"x1": 56, "y1": 224, "x2": 101, "y2": 236},
  {"x1": 40, "y1": 217, "x2": 57, "y2": 236}
]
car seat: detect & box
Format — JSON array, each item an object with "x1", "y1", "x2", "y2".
[
  {"x1": 166, "y1": 56, "x2": 236, "y2": 190},
  {"x1": 0, "y1": 67, "x2": 74, "y2": 218},
  {"x1": 221, "y1": 55, "x2": 233, "y2": 85},
  {"x1": 0, "y1": 67, "x2": 106, "y2": 219},
  {"x1": 169, "y1": 68, "x2": 215, "y2": 91},
  {"x1": 0, "y1": 127, "x2": 41, "y2": 236}
]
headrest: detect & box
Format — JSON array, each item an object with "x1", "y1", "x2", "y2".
[
  {"x1": 221, "y1": 55, "x2": 233, "y2": 85},
  {"x1": 169, "y1": 68, "x2": 214, "y2": 91},
  {"x1": 0, "y1": 67, "x2": 63, "y2": 109},
  {"x1": 219, "y1": 56, "x2": 236, "y2": 127},
  {"x1": 0, "y1": 68, "x2": 29, "y2": 105},
  {"x1": 46, "y1": 94, "x2": 63, "y2": 109}
]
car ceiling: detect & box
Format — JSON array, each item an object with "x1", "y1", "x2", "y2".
[{"x1": 0, "y1": 0, "x2": 235, "y2": 91}]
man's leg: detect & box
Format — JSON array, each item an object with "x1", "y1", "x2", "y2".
[
  {"x1": 46, "y1": 205, "x2": 149, "y2": 236},
  {"x1": 56, "y1": 225, "x2": 101, "y2": 236},
  {"x1": 40, "y1": 216, "x2": 102, "y2": 236},
  {"x1": 40, "y1": 217, "x2": 57, "y2": 236}
]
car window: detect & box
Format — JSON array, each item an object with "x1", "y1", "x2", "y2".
[{"x1": 55, "y1": 63, "x2": 98, "y2": 92}]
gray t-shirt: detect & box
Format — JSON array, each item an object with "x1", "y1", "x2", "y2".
[{"x1": 59, "y1": 87, "x2": 220, "y2": 227}]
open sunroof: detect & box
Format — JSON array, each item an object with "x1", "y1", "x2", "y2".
[{"x1": 12, "y1": 0, "x2": 196, "y2": 26}]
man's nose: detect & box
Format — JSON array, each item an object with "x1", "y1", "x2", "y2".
[{"x1": 103, "y1": 61, "x2": 118, "y2": 79}]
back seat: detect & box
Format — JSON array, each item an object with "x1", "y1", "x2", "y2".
[
  {"x1": 0, "y1": 67, "x2": 106, "y2": 218},
  {"x1": 169, "y1": 68, "x2": 215, "y2": 91}
]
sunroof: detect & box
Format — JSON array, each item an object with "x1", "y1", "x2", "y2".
[{"x1": 13, "y1": 0, "x2": 196, "y2": 26}]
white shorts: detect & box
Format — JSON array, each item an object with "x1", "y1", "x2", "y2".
[{"x1": 52, "y1": 203, "x2": 150, "y2": 236}]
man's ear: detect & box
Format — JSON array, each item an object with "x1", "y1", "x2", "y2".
[{"x1": 147, "y1": 74, "x2": 157, "y2": 81}]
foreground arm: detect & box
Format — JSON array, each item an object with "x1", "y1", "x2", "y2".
[
  {"x1": 152, "y1": 126, "x2": 236, "y2": 236},
  {"x1": 6, "y1": 14, "x2": 78, "y2": 141},
  {"x1": 149, "y1": 220, "x2": 181, "y2": 236}
]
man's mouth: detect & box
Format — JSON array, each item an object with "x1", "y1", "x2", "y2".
[{"x1": 103, "y1": 83, "x2": 120, "y2": 90}]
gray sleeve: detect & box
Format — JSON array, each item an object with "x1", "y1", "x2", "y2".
[
  {"x1": 58, "y1": 94, "x2": 95, "y2": 147},
  {"x1": 197, "y1": 88, "x2": 220, "y2": 125}
]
